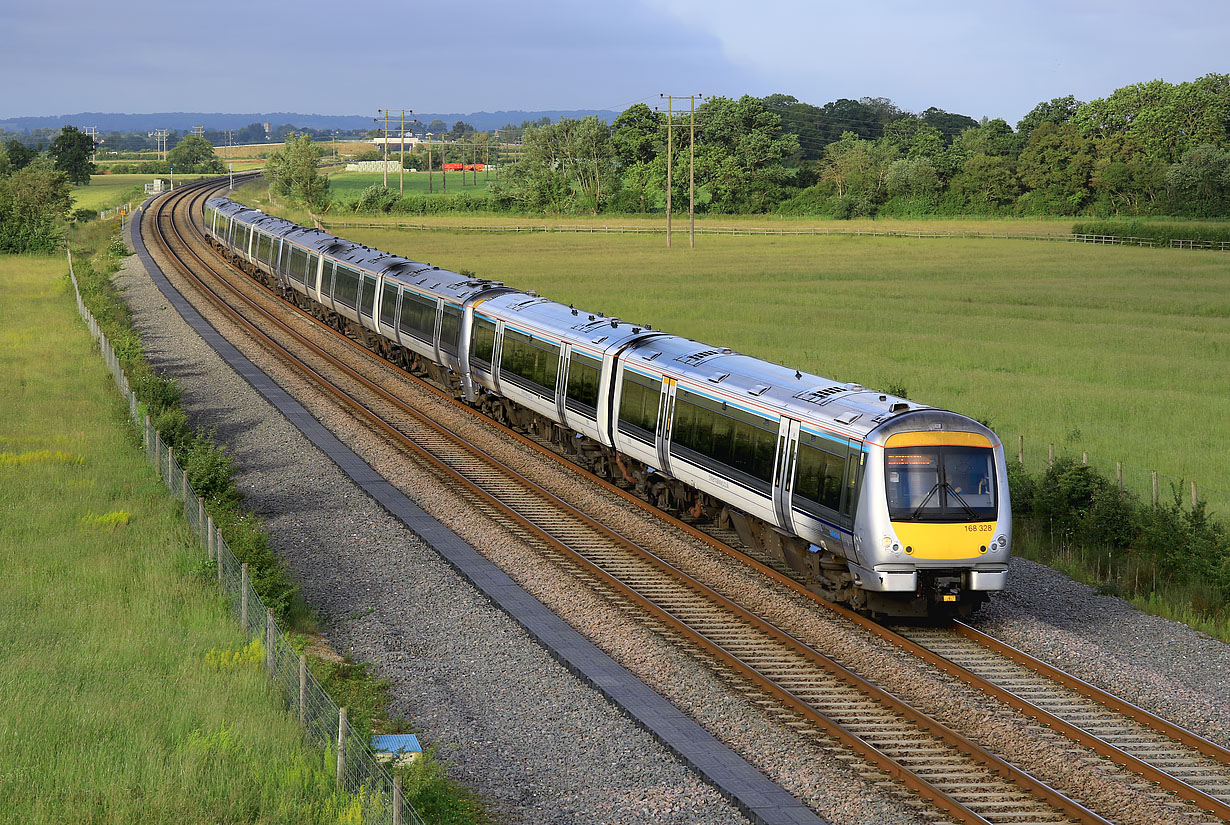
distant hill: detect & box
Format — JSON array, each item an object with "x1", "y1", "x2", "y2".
[{"x1": 0, "y1": 110, "x2": 620, "y2": 133}]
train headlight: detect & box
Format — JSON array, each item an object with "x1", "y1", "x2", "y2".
[
  {"x1": 881, "y1": 536, "x2": 892, "y2": 548},
  {"x1": 997, "y1": 535, "x2": 1007, "y2": 548}
]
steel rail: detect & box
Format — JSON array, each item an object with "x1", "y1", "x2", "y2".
[{"x1": 147, "y1": 180, "x2": 1115, "y2": 825}]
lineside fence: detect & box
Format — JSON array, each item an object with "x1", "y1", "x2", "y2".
[
  {"x1": 68, "y1": 249, "x2": 426, "y2": 825},
  {"x1": 312, "y1": 218, "x2": 1230, "y2": 250},
  {"x1": 1014, "y1": 435, "x2": 1227, "y2": 516}
]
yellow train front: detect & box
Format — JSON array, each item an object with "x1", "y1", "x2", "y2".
[{"x1": 851, "y1": 411, "x2": 1011, "y2": 617}]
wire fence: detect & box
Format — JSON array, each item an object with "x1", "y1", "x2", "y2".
[
  {"x1": 1011, "y1": 434, "x2": 1227, "y2": 516},
  {"x1": 68, "y1": 249, "x2": 426, "y2": 825}
]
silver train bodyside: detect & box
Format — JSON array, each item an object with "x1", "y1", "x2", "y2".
[{"x1": 203, "y1": 196, "x2": 1011, "y2": 616}]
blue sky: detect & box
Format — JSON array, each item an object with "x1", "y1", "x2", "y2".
[{"x1": 4, "y1": 0, "x2": 1226, "y2": 125}]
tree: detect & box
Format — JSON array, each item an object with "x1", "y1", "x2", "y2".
[
  {"x1": 494, "y1": 117, "x2": 619, "y2": 213},
  {"x1": 265, "y1": 135, "x2": 329, "y2": 209},
  {"x1": 694, "y1": 95, "x2": 799, "y2": 212},
  {"x1": 1016, "y1": 122, "x2": 1094, "y2": 212},
  {"x1": 949, "y1": 154, "x2": 1019, "y2": 209},
  {"x1": 0, "y1": 158, "x2": 72, "y2": 253},
  {"x1": 49, "y1": 125, "x2": 95, "y2": 185},
  {"x1": 919, "y1": 107, "x2": 978, "y2": 143},
  {"x1": 167, "y1": 134, "x2": 224, "y2": 174},
  {"x1": 1166, "y1": 144, "x2": 1230, "y2": 216},
  {"x1": 446, "y1": 121, "x2": 476, "y2": 140},
  {"x1": 1017, "y1": 95, "x2": 1082, "y2": 139},
  {"x1": 5, "y1": 140, "x2": 37, "y2": 172},
  {"x1": 1075, "y1": 74, "x2": 1230, "y2": 163}
]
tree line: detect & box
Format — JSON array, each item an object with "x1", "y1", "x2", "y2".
[{"x1": 483, "y1": 74, "x2": 1230, "y2": 218}]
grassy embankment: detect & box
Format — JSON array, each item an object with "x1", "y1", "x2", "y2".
[
  {"x1": 50, "y1": 196, "x2": 487, "y2": 821},
  {"x1": 70, "y1": 173, "x2": 215, "y2": 213},
  {"x1": 0, "y1": 256, "x2": 362, "y2": 822},
  {"x1": 322, "y1": 170, "x2": 496, "y2": 201}
]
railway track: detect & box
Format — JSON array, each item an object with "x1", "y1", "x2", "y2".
[{"x1": 144, "y1": 179, "x2": 1229, "y2": 825}]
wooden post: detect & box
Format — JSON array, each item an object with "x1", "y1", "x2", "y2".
[
  {"x1": 1152, "y1": 471, "x2": 1159, "y2": 507},
  {"x1": 299, "y1": 655, "x2": 307, "y2": 726},
  {"x1": 241, "y1": 564, "x2": 250, "y2": 632},
  {"x1": 1117, "y1": 462, "x2": 1123, "y2": 490},
  {"x1": 337, "y1": 707, "x2": 348, "y2": 785},
  {"x1": 393, "y1": 775, "x2": 403, "y2": 825},
  {"x1": 154, "y1": 428, "x2": 162, "y2": 476},
  {"x1": 1082, "y1": 451, "x2": 1088, "y2": 466},
  {"x1": 181, "y1": 460, "x2": 188, "y2": 500},
  {"x1": 1191, "y1": 480, "x2": 1198, "y2": 509},
  {"x1": 1048, "y1": 443, "x2": 1054, "y2": 469},
  {"x1": 265, "y1": 608, "x2": 275, "y2": 679},
  {"x1": 1017, "y1": 435, "x2": 1023, "y2": 466},
  {"x1": 166, "y1": 445, "x2": 174, "y2": 491},
  {"x1": 198, "y1": 496, "x2": 206, "y2": 540},
  {"x1": 207, "y1": 514, "x2": 215, "y2": 560}
]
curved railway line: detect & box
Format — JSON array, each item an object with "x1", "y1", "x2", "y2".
[{"x1": 143, "y1": 176, "x2": 1230, "y2": 825}]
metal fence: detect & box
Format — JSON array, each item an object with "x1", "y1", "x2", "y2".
[{"x1": 68, "y1": 249, "x2": 426, "y2": 825}]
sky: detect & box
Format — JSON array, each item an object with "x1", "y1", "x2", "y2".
[{"x1": 3, "y1": 0, "x2": 1227, "y2": 126}]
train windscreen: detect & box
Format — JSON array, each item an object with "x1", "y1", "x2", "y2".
[{"x1": 885, "y1": 446, "x2": 996, "y2": 522}]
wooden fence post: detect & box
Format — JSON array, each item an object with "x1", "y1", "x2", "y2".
[
  {"x1": 1192, "y1": 481, "x2": 1198, "y2": 509},
  {"x1": 1017, "y1": 435, "x2": 1023, "y2": 466},
  {"x1": 337, "y1": 707, "x2": 348, "y2": 785},
  {"x1": 207, "y1": 515, "x2": 215, "y2": 560},
  {"x1": 1117, "y1": 462, "x2": 1123, "y2": 490},
  {"x1": 198, "y1": 496, "x2": 206, "y2": 540},
  {"x1": 166, "y1": 446, "x2": 173, "y2": 491},
  {"x1": 393, "y1": 775, "x2": 403, "y2": 825},
  {"x1": 1048, "y1": 443, "x2": 1054, "y2": 469},
  {"x1": 1082, "y1": 451, "x2": 1088, "y2": 466},
  {"x1": 1152, "y1": 471, "x2": 1159, "y2": 507}
]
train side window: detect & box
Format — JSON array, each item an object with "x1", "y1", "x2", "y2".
[
  {"x1": 471, "y1": 316, "x2": 496, "y2": 366},
  {"x1": 618, "y1": 370, "x2": 661, "y2": 442},
  {"x1": 287, "y1": 247, "x2": 307, "y2": 283},
  {"x1": 794, "y1": 434, "x2": 848, "y2": 519},
  {"x1": 306, "y1": 254, "x2": 320, "y2": 291},
  {"x1": 320, "y1": 262, "x2": 335, "y2": 298},
  {"x1": 565, "y1": 351, "x2": 601, "y2": 415},
  {"x1": 501, "y1": 328, "x2": 559, "y2": 395},
  {"x1": 398, "y1": 290, "x2": 435, "y2": 340},
  {"x1": 334, "y1": 266, "x2": 360, "y2": 309},
  {"x1": 440, "y1": 304, "x2": 463, "y2": 355},
  {"x1": 669, "y1": 388, "x2": 776, "y2": 490},
  {"x1": 842, "y1": 447, "x2": 863, "y2": 517},
  {"x1": 360, "y1": 275, "x2": 378, "y2": 317},
  {"x1": 380, "y1": 283, "x2": 398, "y2": 326}
]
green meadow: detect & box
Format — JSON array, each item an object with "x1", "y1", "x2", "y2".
[
  {"x1": 324, "y1": 169, "x2": 496, "y2": 200},
  {"x1": 70, "y1": 173, "x2": 212, "y2": 212},
  {"x1": 0, "y1": 256, "x2": 358, "y2": 823},
  {"x1": 300, "y1": 225, "x2": 1229, "y2": 506}
]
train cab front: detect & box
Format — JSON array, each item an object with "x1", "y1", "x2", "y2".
[{"x1": 855, "y1": 413, "x2": 1011, "y2": 618}]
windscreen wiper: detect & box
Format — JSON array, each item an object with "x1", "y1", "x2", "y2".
[
  {"x1": 910, "y1": 483, "x2": 941, "y2": 520},
  {"x1": 945, "y1": 484, "x2": 979, "y2": 519}
]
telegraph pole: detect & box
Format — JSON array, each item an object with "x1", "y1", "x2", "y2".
[
  {"x1": 192, "y1": 124, "x2": 205, "y2": 137},
  {"x1": 660, "y1": 94, "x2": 703, "y2": 248},
  {"x1": 376, "y1": 110, "x2": 390, "y2": 187}
]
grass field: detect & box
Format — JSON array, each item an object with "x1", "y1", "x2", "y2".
[
  {"x1": 0, "y1": 255, "x2": 358, "y2": 822},
  {"x1": 71, "y1": 173, "x2": 212, "y2": 212},
  {"x1": 324, "y1": 169, "x2": 495, "y2": 200}
]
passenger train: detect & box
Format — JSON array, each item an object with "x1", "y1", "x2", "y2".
[{"x1": 203, "y1": 196, "x2": 1012, "y2": 617}]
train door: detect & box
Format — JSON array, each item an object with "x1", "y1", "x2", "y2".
[
  {"x1": 654, "y1": 377, "x2": 677, "y2": 473},
  {"x1": 772, "y1": 418, "x2": 802, "y2": 533}
]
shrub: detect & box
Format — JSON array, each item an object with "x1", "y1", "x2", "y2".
[{"x1": 1072, "y1": 220, "x2": 1230, "y2": 246}]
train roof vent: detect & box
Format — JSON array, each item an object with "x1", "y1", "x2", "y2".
[
  {"x1": 509, "y1": 297, "x2": 546, "y2": 311},
  {"x1": 322, "y1": 241, "x2": 351, "y2": 254},
  {"x1": 641, "y1": 351, "x2": 661, "y2": 361},
  {"x1": 794, "y1": 385, "x2": 846, "y2": 405},
  {"x1": 748, "y1": 384, "x2": 771, "y2": 396},
  {"x1": 591, "y1": 335, "x2": 608, "y2": 344},
  {"x1": 708, "y1": 372, "x2": 730, "y2": 383},
  {"x1": 835, "y1": 411, "x2": 862, "y2": 425},
  {"x1": 676, "y1": 348, "x2": 723, "y2": 366}
]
